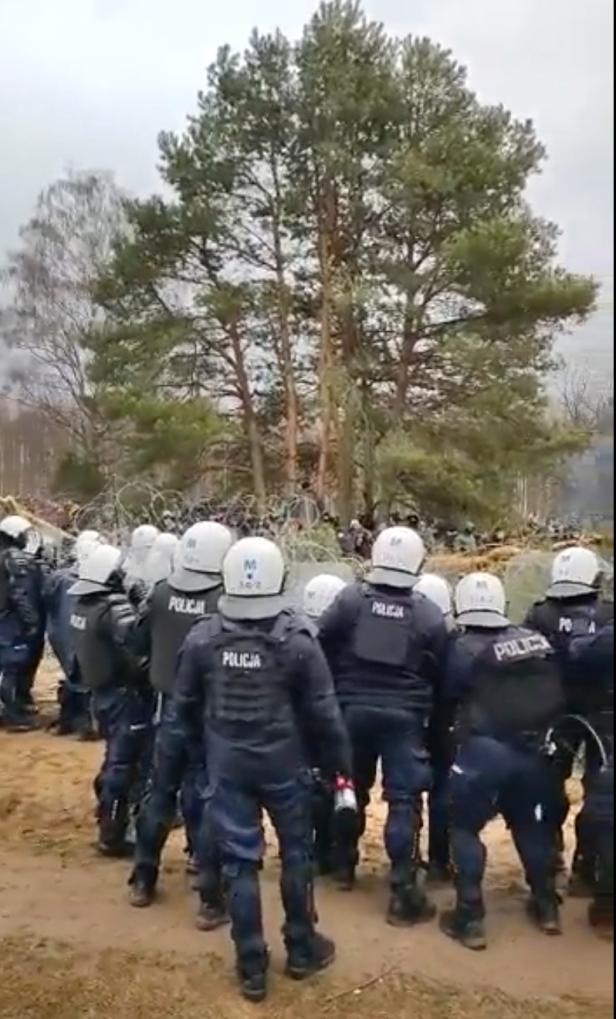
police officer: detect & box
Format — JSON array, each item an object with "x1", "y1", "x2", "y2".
[
  {"x1": 567, "y1": 621, "x2": 613, "y2": 928},
  {"x1": 142, "y1": 532, "x2": 179, "y2": 590},
  {"x1": 524, "y1": 547, "x2": 613, "y2": 887},
  {"x1": 0, "y1": 515, "x2": 41, "y2": 731},
  {"x1": 14, "y1": 528, "x2": 48, "y2": 715},
  {"x1": 124, "y1": 523, "x2": 159, "y2": 592},
  {"x1": 318, "y1": 527, "x2": 447, "y2": 924},
  {"x1": 440, "y1": 572, "x2": 564, "y2": 950},
  {"x1": 415, "y1": 573, "x2": 456, "y2": 881},
  {"x1": 45, "y1": 530, "x2": 101, "y2": 737},
  {"x1": 302, "y1": 573, "x2": 348, "y2": 876},
  {"x1": 129, "y1": 521, "x2": 233, "y2": 918},
  {"x1": 69, "y1": 543, "x2": 153, "y2": 856},
  {"x1": 173, "y1": 537, "x2": 351, "y2": 1003}
]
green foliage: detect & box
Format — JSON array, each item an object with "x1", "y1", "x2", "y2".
[
  {"x1": 80, "y1": 1, "x2": 597, "y2": 518},
  {"x1": 53, "y1": 453, "x2": 106, "y2": 501}
]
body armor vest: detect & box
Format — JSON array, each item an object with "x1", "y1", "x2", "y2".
[{"x1": 149, "y1": 580, "x2": 220, "y2": 694}]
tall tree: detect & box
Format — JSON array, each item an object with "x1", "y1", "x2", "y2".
[
  {"x1": 1, "y1": 171, "x2": 126, "y2": 471},
  {"x1": 92, "y1": 2, "x2": 596, "y2": 522}
]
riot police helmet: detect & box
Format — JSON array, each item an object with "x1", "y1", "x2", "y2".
[
  {"x1": 454, "y1": 571, "x2": 509, "y2": 628},
  {"x1": 368, "y1": 526, "x2": 425, "y2": 588},
  {"x1": 302, "y1": 573, "x2": 347, "y2": 619},
  {"x1": 170, "y1": 521, "x2": 233, "y2": 592},
  {"x1": 219, "y1": 536, "x2": 288, "y2": 620},
  {"x1": 547, "y1": 546, "x2": 602, "y2": 599}
]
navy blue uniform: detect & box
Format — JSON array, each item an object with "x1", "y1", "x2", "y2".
[
  {"x1": 524, "y1": 595, "x2": 614, "y2": 870},
  {"x1": 568, "y1": 623, "x2": 613, "y2": 920},
  {"x1": 18, "y1": 551, "x2": 47, "y2": 707},
  {"x1": 44, "y1": 566, "x2": 92, "y2": 734},
  {"x1": 173, "y1": 609, "x2": 351, "y2": 973},
  {"x1": 319, "y1": 582, "x2": 447, "y2": 899},
  {"x1": 0, "y1": 544, "x2": 40, "y2": 727},
  {"x1": 70, "y1": 589, "x2": 154, "y2": 852},
  {"x1": 444, "y1": 625, "x2": 564, "y2": 924},
  {"x1": 130, "y1": 579, "x2": 220, "y2": 895}
]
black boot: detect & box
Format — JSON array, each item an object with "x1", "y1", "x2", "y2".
[
  {"x1": 196, "y1": 896, "x2": 230, "y2": 931},
  {"x1": 98, "y1": 801, "x2": 133, "y2": 858},
  {"x1": 286, "y1": 932, "x2": 336, "y2": 981},
  {"x1": 527, "y1": 893, "x2": 562, "y2": 935},
  {"x1": 237, "y1": 952, "x2": 269, "y2": 1003},
  {"x1": 129, "y1": 875, "x2": 156, "y2": 908},
  {"x1": 387, "y1": 870, "x2": 436, "y2": 927},
  {"x1": 440, "y1": 908, "x2": 487, "y2": 950}
]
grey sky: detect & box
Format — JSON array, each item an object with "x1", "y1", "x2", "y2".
[{"x1": 0, "y1": 0, "x2": 613, "y2": 380}]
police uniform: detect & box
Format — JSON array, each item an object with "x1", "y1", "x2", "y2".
[
  {"x1": 18, "y1": 550, "x2": 48, "y2": 709},
  {"x1": 568, "y1": 623, "x2": 613, "y2": 922},
  {"x1": 318, "y1": 581, "x2": 447, "y2": 915},
  {"x1": 130, "y1": 577, "x2": 221, "y2": 895},
  {"x1": 44, "y1": 565, "x2": 93, "y2": 736},
  {"x1": 70, "y1": 587, "x2": 153, "y2": 853},
  {"x1": 524, "y1": 594, "x2": 614, "y2": 873},
  {"x1": 173, "y1": 607, "x2": 351, "y2": 988},
  {"x1": 0, "y1": 543, "x2": 40, "y2": 728},
  {"x1": 443, "y1": 625, "x2": 564, "y2": 933}
]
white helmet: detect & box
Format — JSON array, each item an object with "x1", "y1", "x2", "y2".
[
  {"x1": 415, "y1": 573, "x2": 453, "y2": 618},
  {"x1": 68, "y1": 543, "x2": 123, "y2": 596},
  {"x1": 143, "y1": 532, "x2": 179, "y2": 586},
  {"x1": 75, "y1": 529, "x2": 102, "y2": 567},
  {"x1": 368, "y1": 526, "x2": 425, "y2": 588},
  {"x1": 129, "y1": 523, "x2": 159, "y2": 554},
  {"x1": 454, "y1": 572, "x2": 509, "y2": 629},
  {"x1": 220, "y1": 536, "x2": 287, "y2": 620},
  {"x1": 0, "y1": 514, "x2": 32, "y2": 540},
  {"x1": 124, "y1": 523, "x2": 159, "y2": 581},
  {"x1": 170, "y1": 521, "x2": 233, "y2": 592},
  {"x1": 548, "y1": 546, "x2": 602, "y2": 599},
  {"x1": 302, "y1": 573, "x2": 347, "y2": 619}
]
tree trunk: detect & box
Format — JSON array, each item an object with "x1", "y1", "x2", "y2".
[
  {"x1": 271, "y1": 158, "x2": 299, "y2": 494},
  {"x1": 228, "y1": 317, "x2": 267, "y2": 513},
  {"x1": 315, "y1": 213, "x2": 334, "y2": 505},
  {"x1": 394, "y1": 302, "x2": 417, "y2": 416}
]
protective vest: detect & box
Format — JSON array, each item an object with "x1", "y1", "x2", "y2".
[
  {"x1": 0, "y1": 547, "x2": 35, "y2": 635},
  {"x1": 70, "y1": 593, "x2": 141, "y2": 691},
  {"x1": 205, "y1": 612, "x2": 297, "y2": 735},
  {"x1": 336, "y1": 584, "x2": 434, "y2": 715},
  {"x1": 352, "y1": 585, "x2": 417, "y2": 668},
  {"x1": 149, "y1": 580, "x2": 220, "y2": 694},
  {"x1": 530, "y1": 597, "x2": 613, "y2": 714},
  {"x1": 572, "y1": 623, "x2": 614, "y2": 760},
  {"x1": 463, "y1": 626, "x2": 564, "y2": 741}
]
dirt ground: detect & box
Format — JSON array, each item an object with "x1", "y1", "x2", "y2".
[{"x1": 0, "y1": 662, "x2": 612, "y2": 1019}]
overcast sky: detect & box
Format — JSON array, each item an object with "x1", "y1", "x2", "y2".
[{"x1": 0, "y1": 0, "x2": 613, "y2": 379}]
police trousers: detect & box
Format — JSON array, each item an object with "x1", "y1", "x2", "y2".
[
  {"x1": 576, "y1": 765, "x2": 613, "y2": 914},
  {"x1": 340, "y1": 707, "x2": 432, "y2": 886},
  {"x1": 449, "y1": 736, "x2": 560, "y2": 919},
  {"x1": 132, "y1": 695, "x2": 216, "y2": 894},
  {"x1": 207, "y1": 770, "x2": 315, "y2": 966},
  {"x1": 0, "y1": 635, "x2": 32, "y2": 723},
  {"x1": 92, "y1": 686, "x2": 154, "y2": 848}
]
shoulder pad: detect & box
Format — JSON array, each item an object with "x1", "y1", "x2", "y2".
[{"x1": 285, "y1": 611, "x2": 318, "y2": 640}]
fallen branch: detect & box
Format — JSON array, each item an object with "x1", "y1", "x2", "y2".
[{"x1": 323, "y1": 967, "x2": 395, "y2": 1007}]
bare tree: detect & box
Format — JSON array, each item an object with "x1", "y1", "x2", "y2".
[
  {"x1": 559, "y1": 366, "x2": 613, "y2": 431},
  {"x1": 1, "y1": 170, "x2": 127, "y2": 464}
]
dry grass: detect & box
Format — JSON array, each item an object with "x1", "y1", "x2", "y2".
[{"x1": 0, "y1": 935, "x2": 609, "y2": 1019}]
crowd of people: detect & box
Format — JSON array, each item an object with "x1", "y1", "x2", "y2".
[{"x1": 0, "y1": 511, "x2": 613, "y2": 1004}]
